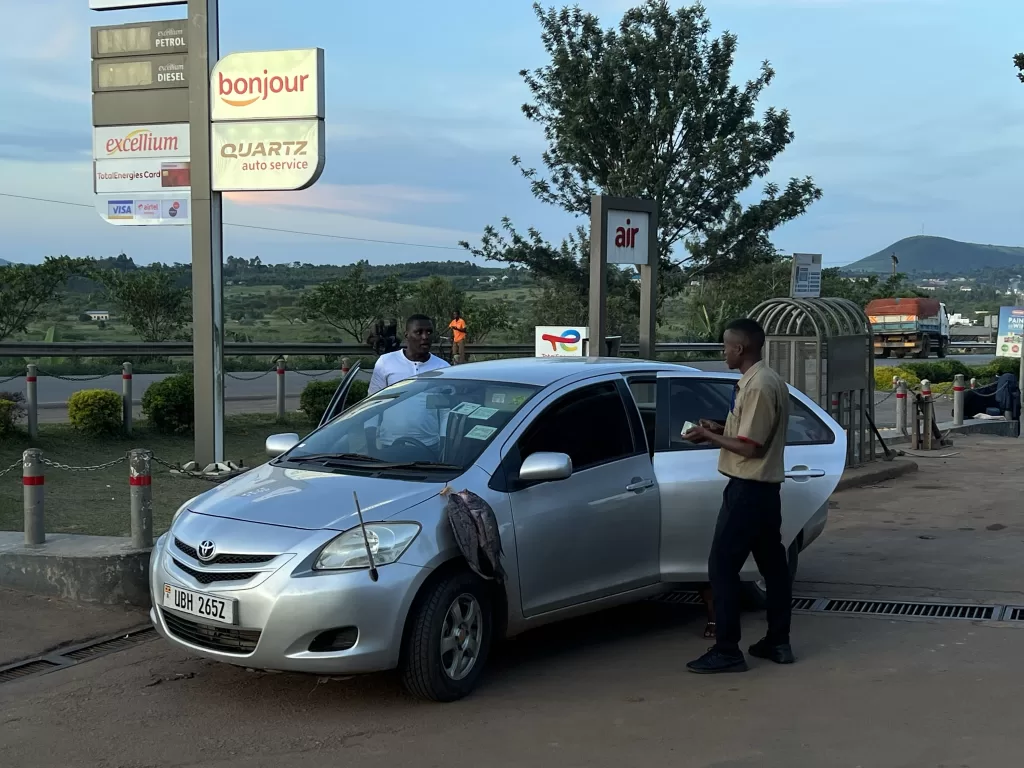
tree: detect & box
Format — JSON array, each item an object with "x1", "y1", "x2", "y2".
[
  {"x1": 1015, "y1": 52, "x2": 1024, "y2": 83},
  {"x1": 463, "y1": 296, "x2": 514, "y2": 343},
  {"x1": 300, "y1": 264, "x2": 405, "y2": 343},
  {"x1": 0, "y1": 257, "x2": 87, "y2": 341},
  {"x1": 95, "y1": 268, "x2": 191, "y2": 341},
  {"x1": 272, "y1": 306, "x2": 304, "y2": 325},
  {"x1": 407, "y1": 276, "x2": 467, "y2": 330},
  {"x1": 462, "y1": 1, "x2": 820, "y2": 311}
]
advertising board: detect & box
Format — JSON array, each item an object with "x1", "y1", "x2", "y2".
[
  {"x1": 211, "y1": 119, "x2": 324, "y2": 191},
  {"x1": 210, "y1": 48, "x2": 324, "y2": 121},
  {"x1": 94, "y1": 157, "x2": 191, "y2": 193},
  {"x1": 93, "y1": 123, "x2": 190, "y2": 160}
]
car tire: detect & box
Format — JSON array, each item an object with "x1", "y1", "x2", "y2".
[
  {"x1": 400, "y1": 569, "x2": 493, "y2": 702},
  {"x1": 741, "y1": 539, "x2": 800, "y2": 610}
]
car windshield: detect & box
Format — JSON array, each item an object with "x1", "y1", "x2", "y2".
[{"x1": 282, "y1": 377, "x2": 541, "y2": 475}]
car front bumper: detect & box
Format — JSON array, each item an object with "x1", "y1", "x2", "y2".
[{"x1": 149, "y1": 534, "x2": 430, "y2": 675}]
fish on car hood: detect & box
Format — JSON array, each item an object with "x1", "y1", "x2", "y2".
[{"x1": 187, "y1": 463, "x2": 447, "y2": 531}]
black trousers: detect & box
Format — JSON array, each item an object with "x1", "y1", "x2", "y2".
[{"x1": 709, "y1": 476, "x2": 791, "y2": 652}]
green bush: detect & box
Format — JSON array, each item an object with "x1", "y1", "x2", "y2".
[
  {"x1": 0, "y1": 391, "x2": 25, "y2": 433},
  {"x1": 901, "y1": 360, "x2": 973, "y2": 384},
  {"x1": 67, "y1": 389, "x2": 123, "y2": 436},
  {"x1": 299, "y1": 378, "x2": 369, "y2": 423},
  {"x1": 142, "y1": 372, "x2": 194, "y2": 434},
  {"x1": 973, "y1": 357, "x2": 1020, "y2": 381},
  {"x1": 874, "y1": 366, "x2": 920, "y2": 390}
]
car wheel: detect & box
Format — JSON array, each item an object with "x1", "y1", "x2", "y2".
[
  {"x1": 741, "y1": 539, "x2": 799, "y2": 610},
  {"x1": 400, "y1": 569, "x2": 493, "y2": 702}
]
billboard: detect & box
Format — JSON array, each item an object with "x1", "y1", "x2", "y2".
[
  {"x1": 535, "y1": 327, "x2": 589, "y2": 358},
  {"x1": 94, "y1": 158, "x2": 191, "y2": 193},
  {"x1": 790, "y1": 253, "x2": 823, "y2": 299},
  {"x1": 210, "y1": 48, "x2": 325, "y2": 121},
  {"x1": 93, "y1": 123, "x2": 190, "y2": 160},
  {"x1": 996, "y1": 306, "x2": 1024, "y2": 359},
  {"x1": 211, "y1": 119, "x2": 324, "y2": 191},
  {"x1": 606, "y1": 209, "x2": 650, "y2": 265}
]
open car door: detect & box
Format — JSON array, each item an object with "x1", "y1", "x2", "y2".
[{"x1": 318, "y1": 360, "x2": 363, "y2": 428}]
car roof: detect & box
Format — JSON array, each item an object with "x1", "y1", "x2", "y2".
[{"x1": 426, "y1": 357, "x2": 696, "y2": 387}]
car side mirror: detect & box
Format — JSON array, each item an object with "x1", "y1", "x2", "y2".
[
  {"x1": 519, "y1": 452, "x2": 573, "y2": 483},
  {"x1": 265, "y1": 433, "x2": 300, "y2": 458}
]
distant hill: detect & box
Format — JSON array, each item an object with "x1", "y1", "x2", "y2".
[
  {"x1": 846, "y1": 236, "x2": 1024, "y2": 274},
  {"x1": 0, "y1": 258, "x2": 9, "y2": 266}
]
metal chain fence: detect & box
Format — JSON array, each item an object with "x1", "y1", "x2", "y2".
[
  {"x1": 293, "y1": 370, "x2": 340, "y2": 378},
  {"x1": 0, "y1": 458, "x2": 22, "y2": 478},
  {"x1": 225, "y1": 367, "x2": 276, "y2": 381},
  {"x1": 151, "y1": 454, "x2": 231, "y2": 484},
  {"x1": 38, "y1": 369, "x2": 122, "y2": 382},
  {"x1": 0, "y1": 374, "x2": 21, "y2": 385},
  {"x1": 39, "y1": 454, "x2": 129, "y2": 473}
]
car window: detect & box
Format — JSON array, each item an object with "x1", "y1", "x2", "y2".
[
  {"x1": 667, "y1": 379, "x2": 736, "y2": 451},
  {"x1": 518, "y1": 381, "x2": 637, "y2": 471},
  {"x1": 284, "y1": 378, "x2": 540, "y2": 478},
  {"x1": 786, "y1": 396, "x2": 834, "y2": 445}
]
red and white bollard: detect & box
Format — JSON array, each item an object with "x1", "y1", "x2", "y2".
[
  {"x1": 25, "y1": 363, "x2": 38, "y2": 440},
  {"x1": 341, "y1": 357, "x2": 350, "y2": 375},
  {"x1": 275, "y1": 357, "x2": 286, "y2": 421},
  {"x1": 128, "y1": 449, "x2": 153, "y2": 549},
  {"x1": 895, "y1": 379, "x2": 908, "y2": 434},
  {"x1": 953, "y1": 373, "x2": 965, "y2": 426},
  {"x1": 122, "y1": 361, "x2": 133, "y2": 435},
  {"x1": 970, "y1": 377, "x2": 977, "y2": 390},
  {"x1": 22, "y1": 448, "x2": 44, "y2": 546},
  {"x1": 920, "y1": 379, "x2": 931, "y2": 399}
]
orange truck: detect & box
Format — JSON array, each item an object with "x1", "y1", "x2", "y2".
[{"x1": 865, "y1": 297, "x2": 950, "y2": 359}]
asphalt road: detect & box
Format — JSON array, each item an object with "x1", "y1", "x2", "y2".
[
  {"x1": 18, "y1": 354, "x2": 999, "y2": 408},
  {"x1": 2, "y1": 436, "x2": 1022, "y2": 767}
]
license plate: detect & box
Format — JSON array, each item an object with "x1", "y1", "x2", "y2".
[{"x1": 163, "y1": 583, "x2": 237, "y2": 625}]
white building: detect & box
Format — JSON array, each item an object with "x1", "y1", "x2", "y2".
[{"x1": 84, "y1": 310, "x2": 110, "y2": 321}]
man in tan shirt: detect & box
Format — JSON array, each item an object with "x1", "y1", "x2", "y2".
[{"x1": 682, "y1": 317, "x2": 794, "y2": 674}]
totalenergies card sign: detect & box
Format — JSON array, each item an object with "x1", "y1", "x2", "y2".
[
  {"x1": 211, "y1": 119, "x2": 325, "y2": 191},
  {"x1": 210, "y1": 48, "x2": 324, "y2": 121}
]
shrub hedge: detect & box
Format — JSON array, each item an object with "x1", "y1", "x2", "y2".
[{"x1": 67, "y1": 389, "x2": 123, "y2": 436}]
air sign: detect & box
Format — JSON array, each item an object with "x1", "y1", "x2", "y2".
[
  {"x1": 210, "y1": 48, "x2": 324, "y2": 121},
  {"x1": 605, "y1": 209, "x2": 650, "y2": 265},
  {"x1": 211, "y1": 120, "x2": 325, "y2": 191}
]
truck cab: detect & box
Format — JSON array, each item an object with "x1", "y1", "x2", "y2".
[{"x1": 867, "y1": 297, "x2": 950, "y2": 359}]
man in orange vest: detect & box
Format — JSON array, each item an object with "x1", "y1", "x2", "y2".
[{"x1": 448, "y1": 310, "x2": 468, "y2": 364}]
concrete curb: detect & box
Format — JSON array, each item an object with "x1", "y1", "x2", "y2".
[
  {"x1": 836, "y1": 458, "x2": 919, "y2": 492},
  {"x1": 879, "y1": 418, "x2": 1019, "y2": 447},
  {"x1": 0, "y1": 532, "x2": 151, "y2": 608}
]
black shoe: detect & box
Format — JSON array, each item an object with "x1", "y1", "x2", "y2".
[
  {"x1": 748, "y1": 638, "x2": 795, "y2": 664},
  {"x1": 686, "y1": 647, "x2": 748, "y2": 674}
]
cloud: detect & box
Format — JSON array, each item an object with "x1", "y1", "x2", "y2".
[{"x1": 226, "y1": 183, "x2": 464, "y2": 216}]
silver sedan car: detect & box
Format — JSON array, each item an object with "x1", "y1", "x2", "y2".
[{"x1": 151, "y1": 358, "x2": 845, "y2": 701}]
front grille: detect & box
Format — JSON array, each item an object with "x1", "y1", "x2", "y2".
[
  {"x1": 161, "y1": 610, "x2": 261, "y2": 655},
  {"x1": 172, "y1": 559, "x2": 257, "y2": 585},
  {"x1": 174, "y1": 538, "x2": 275, "y2": 565}
]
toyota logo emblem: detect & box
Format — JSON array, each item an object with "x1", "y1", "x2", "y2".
[{"x1": 197, "y1": 540, "x2": 217, "y2": 562}]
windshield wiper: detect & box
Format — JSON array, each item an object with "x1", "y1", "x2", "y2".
[
  {"x1": 285, "y1": 452, "x2": 381, "y2": 464},
  {"x1": 384, "y1": 461, "x2": 464, "y2": 471}
]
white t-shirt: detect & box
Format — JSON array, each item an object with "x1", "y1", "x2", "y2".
[{"x1": 368, "y1": 351, "x2": 449, "y2": 446}]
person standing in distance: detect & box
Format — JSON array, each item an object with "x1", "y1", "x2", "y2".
[
  {"x1": 448, "y1": 310, "x2": 468, "y2": 365},
  {"x1": 368, "y1": 315, "x2": 449, "y2": 396},
  {"x1": 682, "y1": 317, "x2": 794, "y2": 674}
]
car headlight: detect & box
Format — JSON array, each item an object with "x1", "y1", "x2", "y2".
[
  {"x1": 171, "y1": 497, "x2": 199, "y2": 526},
  {"x1": 314, "y1": 523, "x2": 421, "y2": 571}
]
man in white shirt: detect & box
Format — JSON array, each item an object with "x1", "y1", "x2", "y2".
[{"x1": 367, "y1": 315, "x2": 450, "y2": 460}]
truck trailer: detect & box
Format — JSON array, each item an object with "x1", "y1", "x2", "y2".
[{"x1": 866, "y1": 297, "x2": 950, "y2": 359}]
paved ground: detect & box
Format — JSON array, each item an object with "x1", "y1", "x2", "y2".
[{"x1": 1, "y1": 433, "x2": 1021, "y2": 767}]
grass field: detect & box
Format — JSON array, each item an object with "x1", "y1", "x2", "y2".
[{"x1": 0, "y1": 414, "x2": 312, "y2": 538}]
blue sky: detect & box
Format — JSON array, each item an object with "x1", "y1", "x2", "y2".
[{"x1": 1, "y1": 0, "x2": 1023, "y2": 268}]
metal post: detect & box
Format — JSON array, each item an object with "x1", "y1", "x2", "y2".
[
  {"x1": 1019, "y1": 354, "x2": 1024, "y2": 438},
  {"x1": 276, "y1": 357, "x2": 286, "y2": 421},
  {"x1": 923, "y1": 393, "x2": 935, "y2": 451},
  {"x1": 128, "y1": 449, "x2": 154, "y2": 549},
  {"x1": 25, "y1": 363, "x2": 38, "y2": 440},
  {"x1": 952, "y1": 373, "x2": 965, "y2": 426},
  {"x1": 588, "y1": 194, "x2": 609, "y2": 357},
  {"x1": 638, "y1": 204, "x2": 659, "y2": 361},
  {"x1": 895, "y1": 379, "x2": 908, "y2": 434},
  {"x1": 122, "y1": 361, "x2": 133, "y2": 435},
  {"x1": 920, "y1": 379, "x2": 931, "y2": 401},
  {"x1": 970, "y1": 377, "x2": 977, "y2": 390},
  {"x1": 22, "y1": 449, "x2": 44, "y2": 546},
  {"x1": 910, "y1": 394, "x2": 921, "y2": 450},
  {"x1": 189, "y1": 0, "x2": 224, "y2": 468},
  {"x1": 341, "y1": 357, "x2": 350, "y2": 375}
]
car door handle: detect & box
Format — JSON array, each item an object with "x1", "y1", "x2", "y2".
[
  {"x1": 785, "y1": 467, "x2": 826, "y2": 479},
  {"x1": 626, "y1": 479, "x2": 655, "y2": 492}
]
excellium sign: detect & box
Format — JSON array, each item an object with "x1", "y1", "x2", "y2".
[
  {"x1": 93, "y1": 123, "x2": 190, "y2": 159},
  {"x1": 210, "y1": 48, "x2": 324, "y2": 121}
]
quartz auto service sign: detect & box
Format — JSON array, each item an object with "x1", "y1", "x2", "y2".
[
  {"x1": 210, "y1": 48, "x2": 324, "y2": 121},
  {"x1": 212, "y1": 119, "x2": 324, "y2": 191}
]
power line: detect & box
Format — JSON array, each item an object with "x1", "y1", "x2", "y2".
[{"x1": 0, "y1": 191, "x2": 467, "y2": 252}]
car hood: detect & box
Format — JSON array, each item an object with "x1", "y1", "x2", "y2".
[{"x1": 187, "y1": 463, "x2": 449, "y2": 531}]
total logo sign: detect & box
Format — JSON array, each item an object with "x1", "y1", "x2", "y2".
[
  {"x1": 210, "y1": 48, "x2": 324, "y2": 121},
  {"x1": 535, "y1": 327, "x2": 589, "y2": 358}
]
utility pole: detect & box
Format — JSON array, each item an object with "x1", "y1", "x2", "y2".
[{"x1": 188, "y1": 0, "x2": 224, "y2": 468}]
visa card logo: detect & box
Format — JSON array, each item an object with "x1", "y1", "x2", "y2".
[{"x1": 107, "y1": 200, "x2": 134, "y2": 219}]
